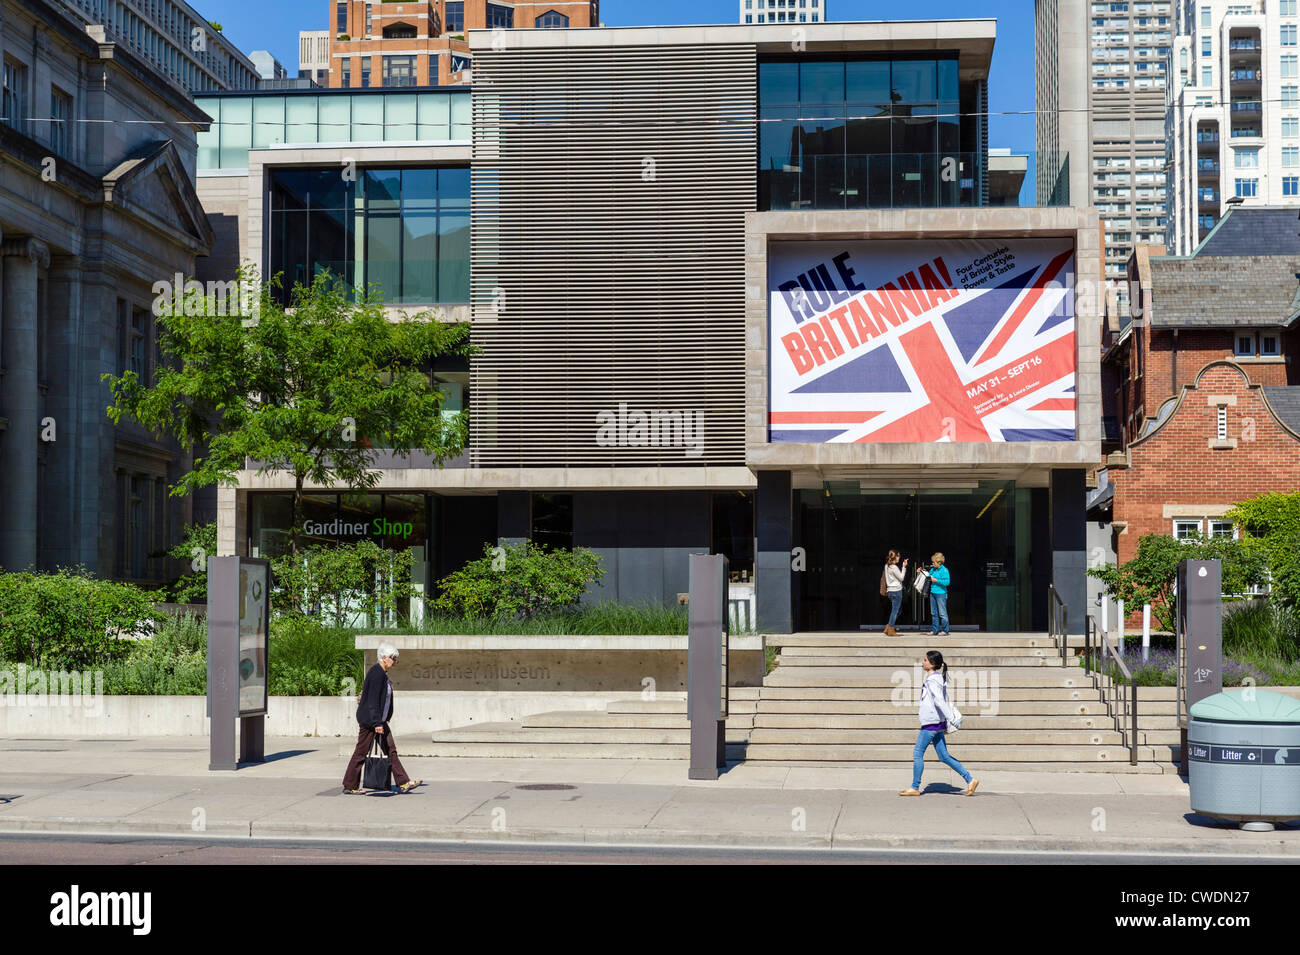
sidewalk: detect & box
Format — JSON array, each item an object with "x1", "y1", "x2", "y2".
[{"x1": 0, "y1": 737, "x2": 1297, "y2": 856}]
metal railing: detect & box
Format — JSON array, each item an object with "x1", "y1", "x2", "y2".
[
  {"x1": 1048, "y1": 584, "x2": 1068, "y2": 663},
  {"x1": 1083, "y1": 613, "x2": 1139, "y2": 766}
]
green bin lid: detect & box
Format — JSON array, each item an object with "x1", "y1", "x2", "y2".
[{"x1": 1189, "y1": 689, "x2": 1300, "y2": 723}]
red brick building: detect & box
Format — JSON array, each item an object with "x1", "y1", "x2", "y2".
[
  {"x1": 325, "y1": 0, "x2": 598, "y2": 88},
  {"x1": 1091, "y1": 206, "x2": 1300, "y2": 569}
]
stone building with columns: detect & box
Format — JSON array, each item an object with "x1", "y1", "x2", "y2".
[{"x1": 0, "y1": 0, "x2": 214, "y2": 582}]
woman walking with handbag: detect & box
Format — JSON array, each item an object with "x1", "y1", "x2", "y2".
[
  {"x1": 343, "y1": 642, "x2": 423, "y2": 795},
  {"x1": 881, "y1": 550, "x2": 908, "y2": 636},
  {"x1": 899, "y1": 650, "x2": 978, "y2": 797}
]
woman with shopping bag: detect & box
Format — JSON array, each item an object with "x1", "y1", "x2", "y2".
[{"x1": 343, "y1": 642, "x2": 422, "y2": 795}]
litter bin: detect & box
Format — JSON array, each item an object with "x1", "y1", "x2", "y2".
[{"x1": 1188, "y1": 689, "x2": 1300, "y2": 831}]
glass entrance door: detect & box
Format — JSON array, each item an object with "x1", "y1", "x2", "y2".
[{"x1": 794, "y1": 480, "x2": 1025, "y2": 632}]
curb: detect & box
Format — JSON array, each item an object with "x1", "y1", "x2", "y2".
[{"x1": 1, "y1": 819, "x2": 1297, "y2": 857}]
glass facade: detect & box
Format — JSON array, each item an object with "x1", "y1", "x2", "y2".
[
  {"x1": 759, "y1": 56, "x2": 981, "y2": 209},
  {"x1": 195, "y1": 90, "x2": 471, "y2": 170},
  {"x1": 268, "y1": 166, "x2": 470, "y2": 305}
]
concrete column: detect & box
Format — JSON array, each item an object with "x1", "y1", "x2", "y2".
[
  {"x1": 497, "y1": 490, "x2": 530, "y2": 546},
  {"x1": 1049, "y1": 468, "x2": 1088, "y2": 636},
  {"x1": 0, "y1": 238, "x2": 51, "y2": 572},
  {"x1": 42, "y1": 258, "x2": 82, "y2": 570},
  {"x1": 755, "y1": 469, "x2": 793, "y2": 633}
]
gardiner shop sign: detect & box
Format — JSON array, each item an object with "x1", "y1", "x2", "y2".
[
  {"x1": 768, "y1": 239, "x2": 1077, "y2": 444},
  {"x1": 304, "y1": 518, "x2": 415, "y2": 538}
]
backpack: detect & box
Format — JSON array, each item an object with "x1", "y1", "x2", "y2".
[{"x1": 879, "y1": 567, "x2": 888, "y2": 597}]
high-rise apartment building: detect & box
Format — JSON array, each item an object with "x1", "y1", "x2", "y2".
[
  {"x1": 1089, "y1": 0, "x2": 1171, "y2": 301},
  {"x1": 326, "y1": 0, "x2": 598, "y2": 89},
  {"x1": 739, "y1": 0, "x2": 824, "y2": 25},
  {"x1": 300, "y1": 30, "x2": 331, "y2": 84},
  {"x1": 1037, "y1": 0, "x2": 1170, "y2": 311},
  {"x1": 58, "y1": 0, "x2": 260, "y2": 92},
  {"x1": 1166, "y1": 0, "x2": 1300, "y2": 255}
]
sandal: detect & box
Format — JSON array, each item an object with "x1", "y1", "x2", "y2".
[
  {"x1": 398, "y1": 779, "x2": 423, "y2": 793},
  {"x1": 898, "y1": 788, "x2": 921, "y2": 796}
]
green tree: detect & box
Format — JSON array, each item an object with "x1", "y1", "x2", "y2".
[
  {"x1": 272, "y1": 538, "x2": 414, "y2": 627},
  {"x1": 1225, "y1": 491, "x2": 1300, "y2": 610},
  {"x1": 165, "y1": 522, "x2": 217, "y2": 604},
  {"x1": 435, "y1": 542, "x2": 604, "y2": 619},
  {"x1": 1088, "y1": 533, "x2": 1268, "y2": 632},
  {"x1": 104, "y1": 269, "x2": 474, "y2": 554}
]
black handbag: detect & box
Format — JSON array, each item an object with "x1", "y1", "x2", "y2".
[{"x1": 363, "y1": 733, "x2": 392, "y2": 791}]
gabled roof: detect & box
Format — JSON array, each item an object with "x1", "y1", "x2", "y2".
[
  {"x1": 1146, "y1": 255, "x2": 1300, "y2": 328},
  {"x1": 102, "y1": 140, "x2": 214, "y2": 253},
  {"x1": 1193, "y1": 206, "x2": 1300, "y2": 257},
  {"x1": 1263, "y1": 386, "x2": 1300, "y2": 434}
]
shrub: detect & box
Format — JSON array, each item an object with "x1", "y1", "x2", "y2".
[
  {"x1": 100, "y1": 613, "x2": 207, "y2": 695},
  {"x1": 165, "y1": 522, "x2": 217, "y2": 604},
  {"x1": 1225, "y1": 491, "x2": 1300, "y2": 610},
  {"x1": 271, "y1": 539, "x2": 414, "y2": 628},
  {"x1": 268, "y1": 615, "x2": 364, "y2": 696},
  {"x1": 0, "y1": 569, "x2": 158, "y2": 669},
  {"x1": 1222, "y1": 600, "x2": 1300, "y2": 660},
  {"x1": 433, "y1": 541, "x2": 604, "y2": 619}
]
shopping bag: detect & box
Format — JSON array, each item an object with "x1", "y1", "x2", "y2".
[{"x1": 362, "y1": 734, "x2": 392, "y2": 791}]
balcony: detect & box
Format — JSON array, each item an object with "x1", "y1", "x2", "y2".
[
  {"x1": 1230, "y1": 100, "x2": 1263, "y2": 114},
  {"x1": 1197, "y1": 133, "x2": 1219, "y2": 150},
  {"x1": 1228, "y1": 40, "x2": 1262, "y2": 52},
  {"x1": 1230, "y1": 126, "x2": 1262, "y2": 138},
  {"x1": 1198, "y1": 191, "x2": 1219, "y2": 207},
  {"x1": 1230, "y1": 69, "x2": 1262, "y2": 83},
  {"x1": 1197, "y1": 159, "x2": 1220, "y2": 176}
]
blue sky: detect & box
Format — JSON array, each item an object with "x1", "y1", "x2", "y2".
[{"x1": 208, "y1": 0, "x2": 1037, "y2": 151}]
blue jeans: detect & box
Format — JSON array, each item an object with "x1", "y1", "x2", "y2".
[
  {"x1": 886, "y1": 590, "x2": 902, "y2": 628},
  {"x1": 912, "y1": 728, "x2": 971, "y2": 790},
  {"x1": 929, "y1": 593, "x2": 948, "y2": 633}
]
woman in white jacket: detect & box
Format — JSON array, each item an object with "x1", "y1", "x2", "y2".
[
  {"x1": 899, "y1": 650, "x2": 979, "y2": 797},
  {"x1": 883, "y1": 549, "x2": 907, "y2": 636}
]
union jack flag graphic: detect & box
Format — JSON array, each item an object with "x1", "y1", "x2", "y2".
[{"x1": 768, "y1": 239, "x2": 1077, "y2": 443}]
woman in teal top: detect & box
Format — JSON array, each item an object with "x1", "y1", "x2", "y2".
[{"x1": 925, "y1": 552, "x2": 950, "y2": 636}]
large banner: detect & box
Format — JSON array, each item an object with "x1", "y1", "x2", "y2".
[{"x1": 769, "y1": 239, "x2": 1076, "y2": 443}]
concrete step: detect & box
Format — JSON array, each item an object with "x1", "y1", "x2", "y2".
[
  {"x1": 743, "y1": 759, "x2": 1170, "y2": 774},
  {"x1": 773, "y1": 633, "x2": 1062, "y2": 648},
  {"x1": 604, "y1": 700, "x2": 757, "y2": 716},
  {"x1": 740, "y1": 743, "x2": 1166, "y2": 763},
  {"x1": 409, "y1": 742, "x2": 739, "y2": 759},
  {"x1": 522, "y1": 712, "x2": 754, "y2": 730},
  {"x1": 746, "y1": 729, "x2": 1128, "y2": 745},
  {"x1": 753, "y1": 699, "x2": 1115, "y2": 715},
  {"x1": 758, "y1": 686, "x2": 1107, "y2": 702},
  {"x1": 753, "y1": 714, "x2": 1128, "y2": 730},
  {"x1": 764, "y1": 669, "x2": 1096, "y2": 688},
  {"x1": 779, "y1": 644, "x2": 1063, "y2": 658},
  {"x1": 775, "y1": 654, "x2": 1068, "y2": 668}
]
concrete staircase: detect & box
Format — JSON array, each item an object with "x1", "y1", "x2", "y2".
[{"x1": 412, "y1": 632, "x2": 1182, "y2": 773}]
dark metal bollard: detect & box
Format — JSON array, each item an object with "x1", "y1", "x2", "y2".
[{"x1": 688, "y1": 554, "x2": 729, "y2": 780}]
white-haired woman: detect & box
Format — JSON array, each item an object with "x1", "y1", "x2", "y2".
[{"x1": 343, "y1": 642, "x2": 422, "y2": 794}]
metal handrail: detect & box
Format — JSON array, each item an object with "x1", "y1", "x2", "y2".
[
  {"x1": 1083, "y1": 613, "x2": 1139, "y2": 766},
  {"x1": 1048, "y1": 584, "x2": 1068, "y2": 663}
]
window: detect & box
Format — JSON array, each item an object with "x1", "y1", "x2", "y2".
[
  {"x1": 1202, "y1": 36, "x2": 1211, "y2": 56},
  {"x1": 1288, "y1": 87, "x2": 1300, "y2": 108},
  {"x1": 1235, "y1": 148, "x2": 1259, "y2": 167},
  {"x1": 1286, "y1": 146, "x2": 1300, "y2": 166},
  {"x1": 1174, "y1": 519, "x2": 1202, "y2": 540},
  {"x1": 745, "y1": 13, "x2": 752, "y2": 21},
  {"x1": 49, "y1": 87, "x2": 71, "y2": 156},
  {"x1": 1262, "y1": 333, "x2": 1281, "y2": 355},
  {"x1": 1235, "y1": 332, "x2": 1256, "y2": 355},
  {"x1": 361, "y1": 61, "x2": 370, "y2": 88},
  {"x1": 811, "y1": 12, "x2": 818, "y2": 19},
  {"x1": 336, "y1": 1, "x2": 347, "y2": 33},
  {"x1": 1216, "y1": 404, "x2": 1228, "y2": 441},
  {"x1": 1285, "y1": 176, "x2": 1300, "y2": 195},
  {"x1": 382, "y1": 55, "x2": 416, "y2": 87},
  {"x1": 1209, "y1": 520, "x2": 1235, "y2": 538},
  {"x1": 365, "y1": 2, "x2": 372, "y2": 35},
  {"x1": 445, "y1": 1, "x2": 465, "y2": 32},
  {"x1": 268, "y1": 166, "x2": 470, "y2": 306},
  {"x1": 1235, "y1": 178, "x2": 1258, "y2": 196},
  {"x1": 2, "y1": 59, "x2": 26, "y2": 132},
  {"x1": 382, "y1": 22, "x2": 417, "y2": 39},
  {"x1": 1285, "y1": 24, "x2": 1298, "y2": 45},
  {"x1": 1285, "y1": 117, "x2": 1300, "y2": 137},
  {"x1": 531, "y1": 0, "x2": 565, "y2": 13},
  {"x1": 1201, "y1": 66, "x2": 1212, "y2": 86},
  {"x1": 341, "y1": 58, "x2": 351, "y2": 87},
  {"x1": 1285, "y1": 0, "x2": 1299, "y2": 13},
  {"x1": 486, "y1": 3, "x2": 513, "y2": 28},
  {"x1": 1201, "y1": 4, "x2": 1211, "y2": 25}
]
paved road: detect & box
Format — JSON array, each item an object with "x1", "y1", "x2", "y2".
[{"x1": 1, "y1": 833, "x2": 1295, "y2": 866}]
